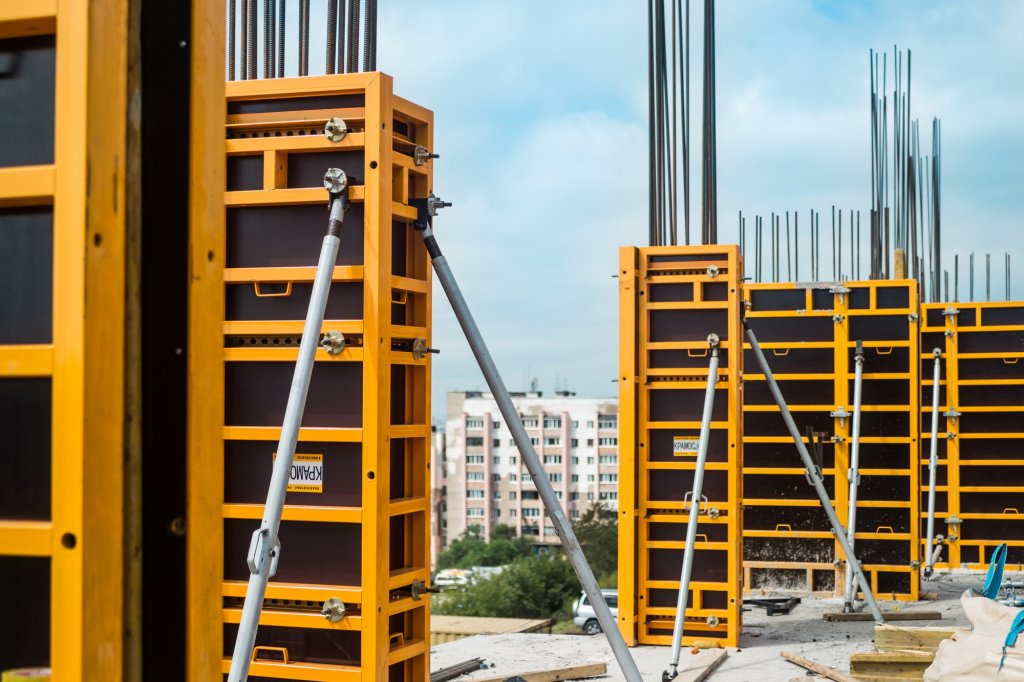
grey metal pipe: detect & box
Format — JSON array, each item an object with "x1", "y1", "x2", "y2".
[
  {"x1": 844, "y1": 341, "x2": 864, "y2": 611},
  {"x1": 924, "y1": 349, "x2": 942, "y2": 577},
  {"x1": 666, "y1": 336, "x2": 720, "y2": 680},
  {"x1": 416, "y1": 220, "x2": 642, "y2": 682},
  {"x1": 227, "y1": 171, "x2": 349, "y2": 682},
  {"x1": 745, "y1": 325, "x2": 885, "y2": 623}
]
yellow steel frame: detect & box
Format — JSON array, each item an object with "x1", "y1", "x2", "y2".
[
  {"x1": 0, "y1": 2, "x2": 129, "y2": 679},
  {"x1": 742, "y1": 280, "x2": 920, "y2": 601},
  {"x1": 213, "y1": 73, "x2": 433, "y2": 682},
  {"x1": 921, "y1": 301, "x2": 1024, "y2": 571},
  {"x1": 619, "y1": 245, "x2": 744, "y2": 648}
]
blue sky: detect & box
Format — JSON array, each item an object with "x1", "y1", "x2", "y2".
[{"x1": 254, "y1": 1, "x2": 1024, "y2": 421}]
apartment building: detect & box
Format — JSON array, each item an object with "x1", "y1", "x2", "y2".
[{"x1": 444, "y1": 390, "x2": 619, "y2": 545}]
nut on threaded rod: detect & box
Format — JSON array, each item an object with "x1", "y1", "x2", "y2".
[
  {"x1": 324, "y1": 117, "x2": 348, "y2": 142},
  {"x1": 933, "y1": 347, "x2": 942, "y2": 358},
  {"x1": 323, "y1": 168, "x2": 348, "y2": 195},
  {"x1": 707, "y1": 333, "x2": 720, "y2": 348}
]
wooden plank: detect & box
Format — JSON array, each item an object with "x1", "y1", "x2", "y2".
[
  {"x1": 849, "y1": 650, "x2": 933, "y2": 679},
  {"x1": 873, "y1": 624, "x2": 962, "y2": 652},
  {"x1": 780, "y1": 651, "x2": 858, "y2": 682},
  {"x1": 470, "y1": 662, "x2": 607, "y2": 682},
  {"x1": 823, "y1": 611, "x2": 942, "y2": 622},
  {"x1": 678, "y1": 648, "x2": 728, "y2": 682}
]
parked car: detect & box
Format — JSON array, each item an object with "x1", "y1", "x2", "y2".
[{"x1": 572, "y1": 589, "x2": 618, "y2": 635}]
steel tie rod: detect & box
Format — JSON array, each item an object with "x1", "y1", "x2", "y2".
[
  {"x1": 745, "y1": 324, "x2": 885, "y2": 623},
  {"x1": 665, "y1": 334, "x2": 720, "y2": 682},
  {"x1": 844, "y1": 341, "x2": 864, "y2": 612},
  {"x1": 227, "y1": 168, "x2": 351, "y2": 682},
  {"x1": 924, "y1": 348, "x2": 943, "y2": 576},
  {"x1": 412, "y1": 195, "x2": 643, "y2": 682}
]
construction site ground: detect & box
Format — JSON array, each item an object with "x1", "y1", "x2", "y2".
[{"x1": 430, "y1": 573, "x2": 1006, "y2": 681}]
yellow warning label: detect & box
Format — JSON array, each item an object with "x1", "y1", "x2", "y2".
[
  {"x1": 673, "y1": 436, "x2": 699, "y2": 456},
  {"x1": 273, "y1": 453, "x2": 323, "y2": 493}
]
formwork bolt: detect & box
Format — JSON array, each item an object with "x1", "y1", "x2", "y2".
[{"x1": 324, "y1": 117, "x2": 348, "y2": 142}]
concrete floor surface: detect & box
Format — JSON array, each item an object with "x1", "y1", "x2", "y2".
[{"x1": 431, "y1": 573, "x2": 993, "y2": 681}]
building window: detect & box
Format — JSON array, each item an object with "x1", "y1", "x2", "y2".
[
  {"x1": 543, "y1": 455, "x2": 562, "y2": 465},
  {"x1": 509, "y1": 491, "x2": 517, "y2": 500},
  {"x1": 510, "y1": 473, "x2": 517, "y2": 482},
  {"x1": 467, "y1": 472, "x2": 484, "y2": 482},
  {"x1": 586, "y1": 439, "x2": 594, "y2": 447},
  {"x1": 523, "y1": 491, "x2": 539, "y2": 500},
  {"x1": 548, "y1": 473, "x2": 563, "y2": 483},
  {"x1": 586, "y1": 456, "x2": 594, "y2": 464},
  {"x1": 522, "y1": 526, "x2": 539, "y2": 536},
  {"x1": 544, "y1": 436, "x2": 561, "y2": 447},
  {"x1": 493, "y1": 490, "x2": 501, "y2": 500},
  {"x1": 571, "y1": 420, "x2": 579, "y2": 428},
  {"x1": 599, "y1": 473, "x2": 618, "y2": 483},
  {"x1": 466, "y1": 437, "x2": 484, "y2": 447},
  {"x1": 466, "y1": 454, "x2": 484, "y2": 464},
  {"x1": 599, "y1": 455, "x2": 618, "y2": 465},
  {"x1": 570, "y1": 438, "x2": 579, "y2": 448},
  {"x1": 600, "y1": 491, "x2": 619, "y2": 500},
  {"x1": 466, "y1": 418, "x2": 484, "y2": 429},
  {"x1": 523, "y1": 508, "x2": 541, "y2": 518},
  {"x1": 467, "y1": 489, "x2": 484, "y2": 498},
  {"x1": 509, "y1": 455, "x2": 517, "y2": 464},
  {"x1": 493, "y1": 421, "x2": 501, "y2": 430},
  {"x1": 555, "y1": 490, "x2": 563, "y2": 500},
  {"x1": 599, "y1": 417, "x2": 617, "y2": 429},
  {"x1": 587, "y1": 474, "x2": 595, "y2": 482},
  {"x1": 587, "y1": 492, "x2": 594, "y2": 500},
  {"x1": 510, "y1": 508, "x2": 517, "y2": 517},
  {"x1": 544, "y1": 525, "x2": 557, "y2": 536},
  {"x1": 523, "y1": 417, "x2": 539, "y2": 428},
  {"x1": 571, "y1": 510, "x2": 580, "y2": 520},
  {"x1": 467, "y1": 508, "x2": 484, "y2": 517},
  {"x1": 530, "y1": 437, "x2": 540, "y2": 446},
  {"x1": 586, "y1": 420, "x2": 595, "y2": 428},
  {"x1": 492, "y1": 474, "x2": 501, "y2": 483},
  {"x1": 598, "y1": 437, "x2": 618, "y2": 446},
  {"x1": 544, "y1": 417, "x2": 562, "y2": 429},
  {"x1": 571, "y1": 456, "x2": 579, "y2": 465},
  {"x1": 571, "y1": 492, "x2": 580, "y2": 501},
  {"x1": 493, "y1": 507, "x2": 501, "y2": 517},
  {"x1": 493, "y1": 439, "x2": 501, "y2": 448},
  {"x1": 493, "y1": 456, "x2": 500, "y2": 465},
  {"x1": 468, "y1": 524, "x2": 483, "y2": 534},
  {"x1": 571, "y1": 474, "x2": 579, "y2": 482},
  {"x1": 522, "y1": 473, "x2": 532, "y2": 483}
]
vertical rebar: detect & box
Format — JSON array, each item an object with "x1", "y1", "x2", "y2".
[
  {"x1": 228, "y1": 0, "x2": 237, "y2": 80},
  {"x1": 986, "y1": 253, "x2": 991, "y2": 301},
  {"x1": 1007, "y1": 254, "x2": 1012, "y2": 301},
  {"x1": 239, "y1": 0, "x2": 248, "y2": 79},
  {"x1": 326, "y1": 0, "x2": 338, "y2": 73},
  {"x1": 954, "y1": 254, "x2": 959, "y2": 302},
  {"x1": 299, "y1": 0, "x2": 310, "y2": 76},
  {"x1": 267, "y1": 0, "x2": 277, "y2": 78},
  {"x1": 264, "y1": 0, "x2": 273, "y2": 77},
  {"x1": 346, "y1": 0, "x2": 360, "y2": 73},
  {"x1": 970, "y1": 253, "x2": 975, "y2": 302},
  {"x1": 278, "y1": 0, "x2": 286, "y2": 78},
  {"x1": 795, "y1": 212, "x2": 799, "y2": 281},
  {"x1": 363, "y1": 0, "x2": 378, "y2": 72},
  {"x1": 786, "y1": 211, "x2": 792, "y2": 281},
  {"x1": 247, "y1": 0, "x2": 257, "y2": 79}
]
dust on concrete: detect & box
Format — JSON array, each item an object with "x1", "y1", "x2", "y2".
[{"x1": 431, "y1": 573, "x2": 991, "y2": 682}]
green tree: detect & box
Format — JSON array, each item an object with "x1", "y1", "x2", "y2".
[
  {"x1": 434, "y1": 553, "x2": 579, "y2": 619},
  {"x1": 436, "y1": 524, "x2": 533, "y2": 569},
  {"x1": 573, "y1": 502, "x2": 618, "y2": 585}
]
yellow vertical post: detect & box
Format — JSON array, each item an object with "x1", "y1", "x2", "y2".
[
  {"x1": 617, "y1": 247, "x2": 639, "y2": 646},
  {"x1": 833, "y1": 286, "x2": 851, "y2": 598},
  {"x1": 187, "y1": 0, "x2": 226, "y2": 678},
  {"x1": 943, "y1": 306, "x2": 961, "y2": 569}
]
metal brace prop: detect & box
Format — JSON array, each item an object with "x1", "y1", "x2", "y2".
[
  {"x1": 925, "y1": 348, "x2": 944, "y2": 577},
  {"x1": 227, "y1": 170, "x2": 351, "y2": 682},
  {"x1": 744, "y1": 320, "x2": 885, "y2": 623},
  {"x1": 411, "y1": 194, "x2": 643, "y2": 682},
  {"x1": 844, "y1": 341, "x2": 865, "y2": 612},
  {"x1": 664, "y1": 334, "x2": 720, "y2": 682}
]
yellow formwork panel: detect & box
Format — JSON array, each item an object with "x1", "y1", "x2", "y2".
[
  {"x1": 619, "y1": 245, "x2": 744, "y2": 648},
  {"x1": 743, "y1": 280, "x2": 921, "y2": 601},
  {"x1": 0, "y1": 2, "x2": 130, "y2": 679},
  {"x1": 211, "y1": 74, "x2": 434, "y2": 682},
  {"x1": 921, "y1": 301, "x2": 1024, "y2": 571}
]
